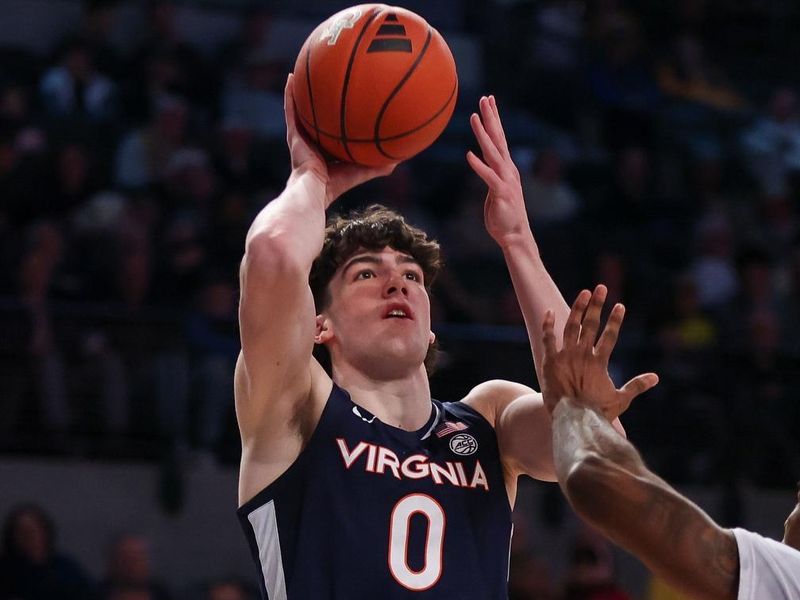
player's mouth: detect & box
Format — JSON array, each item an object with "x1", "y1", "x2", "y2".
[{"x1": 384, "y1": 304, "x2": 414, "y2": 320}]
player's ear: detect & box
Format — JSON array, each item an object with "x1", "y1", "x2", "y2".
[
  {"x1": 315, "y1": 314, "x2": 333, "y2": 344},
  {"x1": 429, "y1": 331, "x2": 435, "y2": 345}
]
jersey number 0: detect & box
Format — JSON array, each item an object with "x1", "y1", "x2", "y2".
[{"x1": 388, "y1": 494, "x2": 446, "y2": 591}]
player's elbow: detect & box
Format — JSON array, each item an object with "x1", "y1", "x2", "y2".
[
  {"x1": 244, "y1": 231, "x2": 304, "y2": 275},
  {"x1": 563, "y1": 452, "x2": 616, "y2": 520}
]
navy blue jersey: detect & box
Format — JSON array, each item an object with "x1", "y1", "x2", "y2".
[{"x1": 238, "y1": 383, "x2": 513, "y2": 599}]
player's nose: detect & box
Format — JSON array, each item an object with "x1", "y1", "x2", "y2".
[{"x1": 383, "y1": 274, "x2": 408, "y2": 297}]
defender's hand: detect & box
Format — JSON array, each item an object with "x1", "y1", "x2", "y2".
[{"x1": 541, "y1": 285, "x2": 659, "y2": 420}]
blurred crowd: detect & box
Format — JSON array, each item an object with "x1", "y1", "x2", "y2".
[
  {"x1": 0, "y1": 502, "x2": 254, "y2": 600},
  {"x1": 0, "y1": 500, "x2": 638, "y2": 600},
  {"x1": 2, "y1": 0, "x2": 800, "y2": 499}
]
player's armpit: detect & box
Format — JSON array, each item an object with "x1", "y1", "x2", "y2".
[{"x1": 565, "y1": 455, "x2": 739, "y2": 600}]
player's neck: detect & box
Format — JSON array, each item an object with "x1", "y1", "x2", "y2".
[{"x1": 332, "y1": 363, "x2": 432, "y2": 432}]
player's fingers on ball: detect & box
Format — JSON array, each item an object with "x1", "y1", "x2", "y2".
[
  {"x1": 564, "y1": 290, "x2": 591, "y2": 349},
  {"x1": 596, "y1": 303, "x2": 624, "y2": 361}
]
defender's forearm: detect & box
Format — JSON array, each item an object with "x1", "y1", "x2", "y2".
[{"x1": 551, "y1": 398, "x2": 643, "y2": 486}]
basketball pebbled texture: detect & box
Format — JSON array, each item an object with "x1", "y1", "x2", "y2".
[{"x1": 293, "y1": 4, "x2": 458, "y2": 166}]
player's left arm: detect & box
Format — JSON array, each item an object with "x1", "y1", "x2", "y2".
[
  {"x1": 466, "y1": 94, "x2": 570, "y2": 386},
  {"x1": 464, "y1": 380, "x2": 626, "y2": 483}
]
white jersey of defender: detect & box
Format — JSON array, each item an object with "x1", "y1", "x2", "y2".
[{"x1": 733, "y1": 528, "x2": 800, "y2": 599}]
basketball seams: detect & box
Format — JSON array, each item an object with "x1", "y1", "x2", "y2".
[
  {"x1": 293, "y1": 5, "x2": 458, "y2": 165},
  {"x1": 303, "y1": 43, "x2": 321, "y2": 147},
  {"x1": 374, "y1": 80, "x2": 457, "y2": 158},
  {"x1": 374, "y1": 26, "x2": 433, "y2": 159},
  {"x1": 339, "y1": 6, "x2": 384, "y2": 162},
  {"x1": 296, "y1": 78, "x2": 456, "y2": 145}
]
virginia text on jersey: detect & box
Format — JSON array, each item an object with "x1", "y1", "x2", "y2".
[{"x1": 237, "y1": 384, "x2": 514, "y2": 599}]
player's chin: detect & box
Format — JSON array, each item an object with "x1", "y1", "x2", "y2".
[{"x1": 377, "y1": 335, "x2": 427, "y2": 362}]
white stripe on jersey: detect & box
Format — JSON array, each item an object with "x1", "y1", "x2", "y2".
[{"x1": 248, "y1": 500, "x2": 288, "y2": 600}]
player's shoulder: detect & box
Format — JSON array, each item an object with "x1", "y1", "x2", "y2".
[{"x1": 460, "y1": 379, "x2": 540, "y2": 428}]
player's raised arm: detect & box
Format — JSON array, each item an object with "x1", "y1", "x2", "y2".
[
  {"x1": 466, "y1": 95, "x2": 570, "y2": 381},
  {"x1": 237, "y1": 74, "x2": 394, "y2": 442},
  {"x1": 461, "y1": 95, "x2": 573, "y2": 484},
  {"x1": 465, "y1": 101, "x2": 643, "y2": 484}
]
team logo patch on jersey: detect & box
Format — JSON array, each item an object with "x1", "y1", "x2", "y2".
[
  {"x1": 352, "y1": 406, "x2": 376, "y2": 424},
  {"x1": 449, "y1": 433, "x2": 478, "y2": 456},
  {"x1": 434, "y1": 420, "x2": 468, "y2": 438}
]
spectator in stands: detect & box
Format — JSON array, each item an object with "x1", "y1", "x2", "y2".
[
  {"x1": 689, "y1": 211, "x2": 739, "y2": 310},
  {"x1": 72, "y1": 0, "x2": 124, "y2": 79},
  {"x1": 15, "y1": 221, "x2": 71, "y2": 441},
  {"x1": 506, "y1": 0, "x2": 584, "y2": 128},
  {"x1": 204, "y1": 578, "x2": 253, "y2": 600},
  {"x1": 0, "y1": 503, "x2": 97, "y2": 600},
  {"x1": 657, "y1": 275, "x2": 717, "y2": 354},
  {"x1": 186, "y1": 275, "x2": 238, "y2": 461},
  {"x1": 585, "y1": 0, "x2": 661, "y2": 148},
  {"x1": 217, "y1": 7, "x2": 274, "y2": 75},
  {"x1": 506, "y1": 508, "x2": 556, "y2": 599},
  {"x1": 521, "y1": 147, "x2": 581, "y2": 225},
  {"x1": 561, "y1": 528, "x2": 631, "y2": 600},
  {"x1": 115, "y1": 94, "x2": 188, "y2": 189},
  {"x1": 40, "y1": 38, "x2": 116, "y2": 122},
  {"x1": 104, "y1": 584, "x2": 155, "y2": 600},
  {"x1": 0, "y1": 91, "x2": 51, "y2": 226},
  {"x1": 47, "y1": 141, "x2": 101, "y2": 218},
  {"x1": 220, "y1": 49, "x2": 284, "y2": 141},
  {"x1": 101, "y1": 534, "x2": 171, "y2": 600},
  {"x1": 723, "y1": 306, "x2": 799, "y2": 486},
  {"x1": 130, "y1": 0, "x2": 217, "y2": 113},
  {"x1": 719, "y1": 245, "x2": 779, "y2": 344},
  {"x1": 741, "y1": 87, "x2": 800, "y2": 196},
  {"x1": 657, "y1": 33, "x2": 747, "y2": 113},
  {"x1": 657, "y1": 32, "x2": 748, "y2": 159}
]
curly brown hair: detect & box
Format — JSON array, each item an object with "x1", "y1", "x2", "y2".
[{"x1": 309, "y1": 204, "x2": 442, "y2": 374}]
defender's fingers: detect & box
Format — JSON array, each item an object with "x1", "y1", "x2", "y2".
[
  {"x1": 596, "y1": 303, "x2": 625, "y2": 362},
  {"x1": 564, "y1": 290, "x2": 591, "y2": 350},
  {"x1": 578, "y1": 285, "x2": 607, "y2": 349},
  {"x1": 542, "y1": 310, "x2": 558, "y2": 357},
  {"x1": 620, "y1": 373, "x2": 660, "y2": 402}
]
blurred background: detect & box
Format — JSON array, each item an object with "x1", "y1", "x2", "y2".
[{"x1": 1, "y1": 0, "x2": 800, "y2": 598}]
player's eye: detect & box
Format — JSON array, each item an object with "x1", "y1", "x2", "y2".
[
  {"x1": 404, "y1": 271, "x2": 421, "y2": 282},
  {"x1": 356, "y1": 270, "x2": 375, "y2": 280}
]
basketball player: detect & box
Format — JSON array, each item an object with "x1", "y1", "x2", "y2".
[
  {"x1": 540, "y1": 284, "x2": 800, "y2": 600},
  {"x1": 234, "y1": 73, "x2": 656, "y2": 599}
]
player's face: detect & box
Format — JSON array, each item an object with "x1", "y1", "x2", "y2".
[
  {"x1": 783, "y1": 488, "x2": 800, "y2": 551},
  {"x1": 319, "y1": 246, "x2": 433, "y2": 377}
]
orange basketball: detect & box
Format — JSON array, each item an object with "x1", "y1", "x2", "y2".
[{"x1": 292, "y1": 4, "x2": 458, "y2": 167}]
